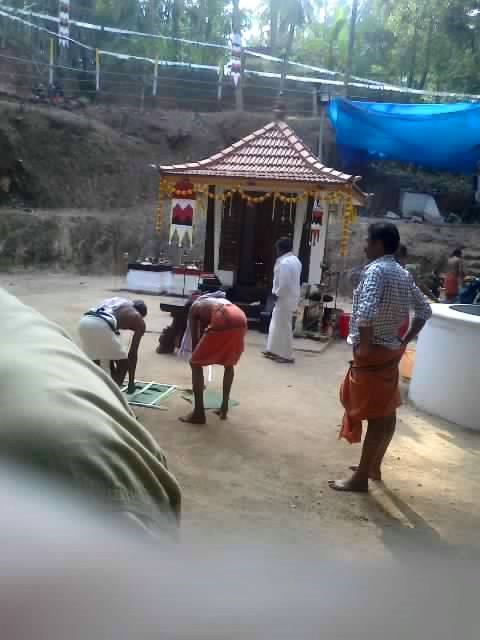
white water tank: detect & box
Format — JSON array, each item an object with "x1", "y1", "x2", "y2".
[{"x1": 410, "y1": 304, "x2": 480, "y2": 431}]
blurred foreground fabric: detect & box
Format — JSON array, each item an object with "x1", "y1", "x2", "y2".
[{"x1": 0, "y1": 287, "x2": 181, "y2": 534}]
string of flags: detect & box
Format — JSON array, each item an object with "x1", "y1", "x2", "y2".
[
  {"x1": 58, "y1": 0, "x2": 70, "y2": 48},
  {"x1": 4, "y1": 4, "x2": 480, "y2": 99},
  {"x1": 230, "y1": 33, "x2": 242, "y2": 86}
]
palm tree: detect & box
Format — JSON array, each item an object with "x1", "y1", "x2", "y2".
[
  {"x1": 327, "y1": 13, "x2": 347, "y2": 69},
  {"x1": 171, "y1": 0, "x2": 184, "y2": 61},
  {"x1": 270, "y1": 0, "x2": 280, "y2": 54},
  {"x1": 344, "y1": 0, "x2": 359, "y2": 96},
  {"x1": 232, "y1": 0, "x2": 244, "y2": 110},
  {"x1": 278, "y1": 0, "x2": 314, "y2": 95}
]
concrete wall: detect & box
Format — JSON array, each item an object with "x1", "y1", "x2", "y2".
[
  {"x1": 2, "y1": 209, "x2": 480, "y2": 280},
  {"x1": 0, "y1": 204, "x2": 207, "y2": 273},
  {"x1": 0, "y1": 208, "x2": 154, "y2": 273}
]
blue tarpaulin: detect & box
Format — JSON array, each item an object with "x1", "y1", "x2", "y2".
[{"x1": 329, "y1": 98, "x2": 480, "y2": 174}]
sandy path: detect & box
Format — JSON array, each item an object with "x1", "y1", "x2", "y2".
[{"x1": 2, "y1": 272, "x2": 480, "y2": 558}]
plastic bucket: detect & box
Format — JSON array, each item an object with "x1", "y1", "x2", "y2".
[{"x1": 338, "y1": 312, "x2": 351, "y2": 340}]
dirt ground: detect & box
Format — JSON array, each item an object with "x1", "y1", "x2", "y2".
[{"x1": 3, "y1": 272, "x2": 480, "y2": 558}]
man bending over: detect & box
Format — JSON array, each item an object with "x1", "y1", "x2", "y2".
[
  {"x1": 180, "y1": 297, "x2": 247, "y2": 425},
  {"x1": 78, "y1": 297, "x2": 146, "y2": 393}
]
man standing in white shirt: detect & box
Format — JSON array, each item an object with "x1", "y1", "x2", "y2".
[{"x1": 263, "y1": 237, "x2": 302, "y2": 364}]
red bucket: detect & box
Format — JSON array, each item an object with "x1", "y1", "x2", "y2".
[{"x1": 338, "y1": 312, "x2": 351, "y2": 340}]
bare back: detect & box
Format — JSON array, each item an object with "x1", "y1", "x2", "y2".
[
  {"x1": 190, "y1": 299, "x2": 229, "y2": 344},
  {"x1": 447, "y1": 256, "x2": 463, "y2": 277},
  {"x1": 115, "y1": 305, "x2": 145, "y2": 334},
  {"x1": 191, "y1": 299, "x2": 223, "y2": 324}
]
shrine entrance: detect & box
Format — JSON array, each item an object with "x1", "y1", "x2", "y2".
[
  {"x1": 156, "y1": 119, "x2": 366, "y2": 299},
  {"x1": 219, "y1": 193, "x2": 299, "y2": 289}
]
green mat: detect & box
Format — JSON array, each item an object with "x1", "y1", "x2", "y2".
[
  {"x1": 121, "y1": 381, "x2": 176, "y2": 409},
  {"x1": 181, "y1": 389, "x2": 239, "y2": 410}
]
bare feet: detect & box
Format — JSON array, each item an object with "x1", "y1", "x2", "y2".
[
  {"x1": 349, "y1": 465, "x2": 382, "y2": 482},
  {"x1": 328, "y1": 474, "x2": 369, "y2": 493},
  {"x1": 214, "y1": 407, "x2": 228, "y2": 420},
  {"x1": 179, "y1": 412, "x2": 206, "y2": 425}
]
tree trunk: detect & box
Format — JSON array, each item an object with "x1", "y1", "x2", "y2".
[
  {"x1": 171, "y1": 0, "x2": 182, "y2": 61},
  {"x1": 232, "y1": 0, "x2": 241, "y2": 40},
  {"x1": 205, "y1": 1, "x2": 213, "y2": 64},
  {"x1": 344, "y1": 0, "x2": 359, "y2": 97},
  {"x1": 232, "y1": 0, "x2": 243, "y2": 111},
  {"x1": 407, "y1": 3, "x2": 421, "y2": 88},
  {"x1": 418, "y1": 16, "x2": 434, "y2": 90},
  {"x1": 407, "y1": 24, "x2": 418, "y2": 88},
  {"x1": 270, "y1": 0, "x2": 278, "y2": 54},
  {"x1": 1, "y1": 13, "x2": 8, "y2": 49},
  {"x1": 279, "y1": 22, "x2": 295, "y2": 96}
]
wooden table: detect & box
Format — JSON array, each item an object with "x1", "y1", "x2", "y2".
[{"x1": 156, "y1": 300, "x2": 191, "y2": 354}]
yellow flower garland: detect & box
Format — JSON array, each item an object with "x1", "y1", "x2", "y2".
[{"x1": 155, "y1": 178, "x2": 358, "y2": 255}]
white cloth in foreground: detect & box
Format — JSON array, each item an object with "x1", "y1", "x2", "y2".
[
  {"x1": 78, "y1": 314, "x2": 128, "y2": 360},
  {"x1": 266, "y1": 252, "x2": 302, "y2": 360},
  {"x1": 79, "y1": 297, "x2": 134, "y2": 361}
]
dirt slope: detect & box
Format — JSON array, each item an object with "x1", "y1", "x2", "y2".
[{"x1": 0, "y1": 101, "x2": 325, "y2": 210}]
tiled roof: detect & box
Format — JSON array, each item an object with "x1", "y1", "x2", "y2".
[{"x1": 159, "y1": 121, "x2": 355, "y2": 185}]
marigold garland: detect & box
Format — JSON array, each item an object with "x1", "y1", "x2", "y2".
[{"x1": 155, "y1": 177, "x2": 358, "y2": 252}]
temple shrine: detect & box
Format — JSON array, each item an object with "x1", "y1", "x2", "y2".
[{"x1": 128, "y1": 116, "x2": 366, "y2": 306}]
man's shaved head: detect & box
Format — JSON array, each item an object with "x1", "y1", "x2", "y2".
[{"x1": 133, "y1": 300, "x2": 147, "y2": 317}]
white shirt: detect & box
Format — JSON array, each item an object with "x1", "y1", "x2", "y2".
[
  {"x1": 98, "y1": 297, "x2": 133, "y2": 313},
  {"x1": 272, "y1": 252, "x2": 302, "y2": 311},
  {"x1": 86, "y1": 298, "x2": 134, "y2": 333}
]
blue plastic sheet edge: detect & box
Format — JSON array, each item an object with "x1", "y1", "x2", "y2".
[{"x1": 329, "y1": 98, "x2": 480, "y2": 173}]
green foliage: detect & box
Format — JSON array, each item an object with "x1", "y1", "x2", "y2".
[
  {"x1": 3, "y1": 0, "x2": 480, "y2": 94},
  {"x1": 254, "y1": 0, "x2": 480, "y2": 94},
  {"x1": 1, "y1": 0, "x2": 238, "y2": 66}
]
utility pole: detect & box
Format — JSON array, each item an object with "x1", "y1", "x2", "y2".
[
  {"x1": 344, "y1": 0, "x2": 359, "y2": 97},
  {"x1": 152, "y1": 55, "x2": 159, "y2": 97},
  {"x1": 48, "y1": 38, "x2": 55, "y2": 86},
  {"x1": 317, "y1": 89, "x2": 329, "y2": 162},
  {"x1": 217, "y1": 63, "x2": 223, "y2": 106}
]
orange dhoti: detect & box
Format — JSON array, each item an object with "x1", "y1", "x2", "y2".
[
  {"x1": 339, "y1": 346, "x2": 404, "y2": 444},
  {"x1": 444, "y1": 272, "x2": 459, "y2": 300},
  {"x1": 191, "y1": 304, "x2": 247, "y2": 367}
]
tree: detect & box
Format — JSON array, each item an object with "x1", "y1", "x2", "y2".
[
  {"x1": 5, "y1": 0, "x2": 480, "y2": 100},
  {"x1": 344, "y1": 0, "x2": 359, "y2": 95},
  {"x1": 232, "y1": 0, "x2": 243, "y2": 110},
  {"x1": 270, "y1": 0, "x2": 280, "y2": 54},
  {"x1": 171, "y1": 0, "x2": 183, "y2": 61},
  {"x1": 278, "y1": 0, "x2": 314, "y2": 94}
]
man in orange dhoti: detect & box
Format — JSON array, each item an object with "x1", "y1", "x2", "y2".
[
  {"x1": 329, "y1": 223, "x2": 432, "y2": 493},
  {"x1": 180, "y1": 298, "x2": 247, "y2": 425},
  {"x1": 445, "y1": 248, "x2": 464, "y2": 303}
]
